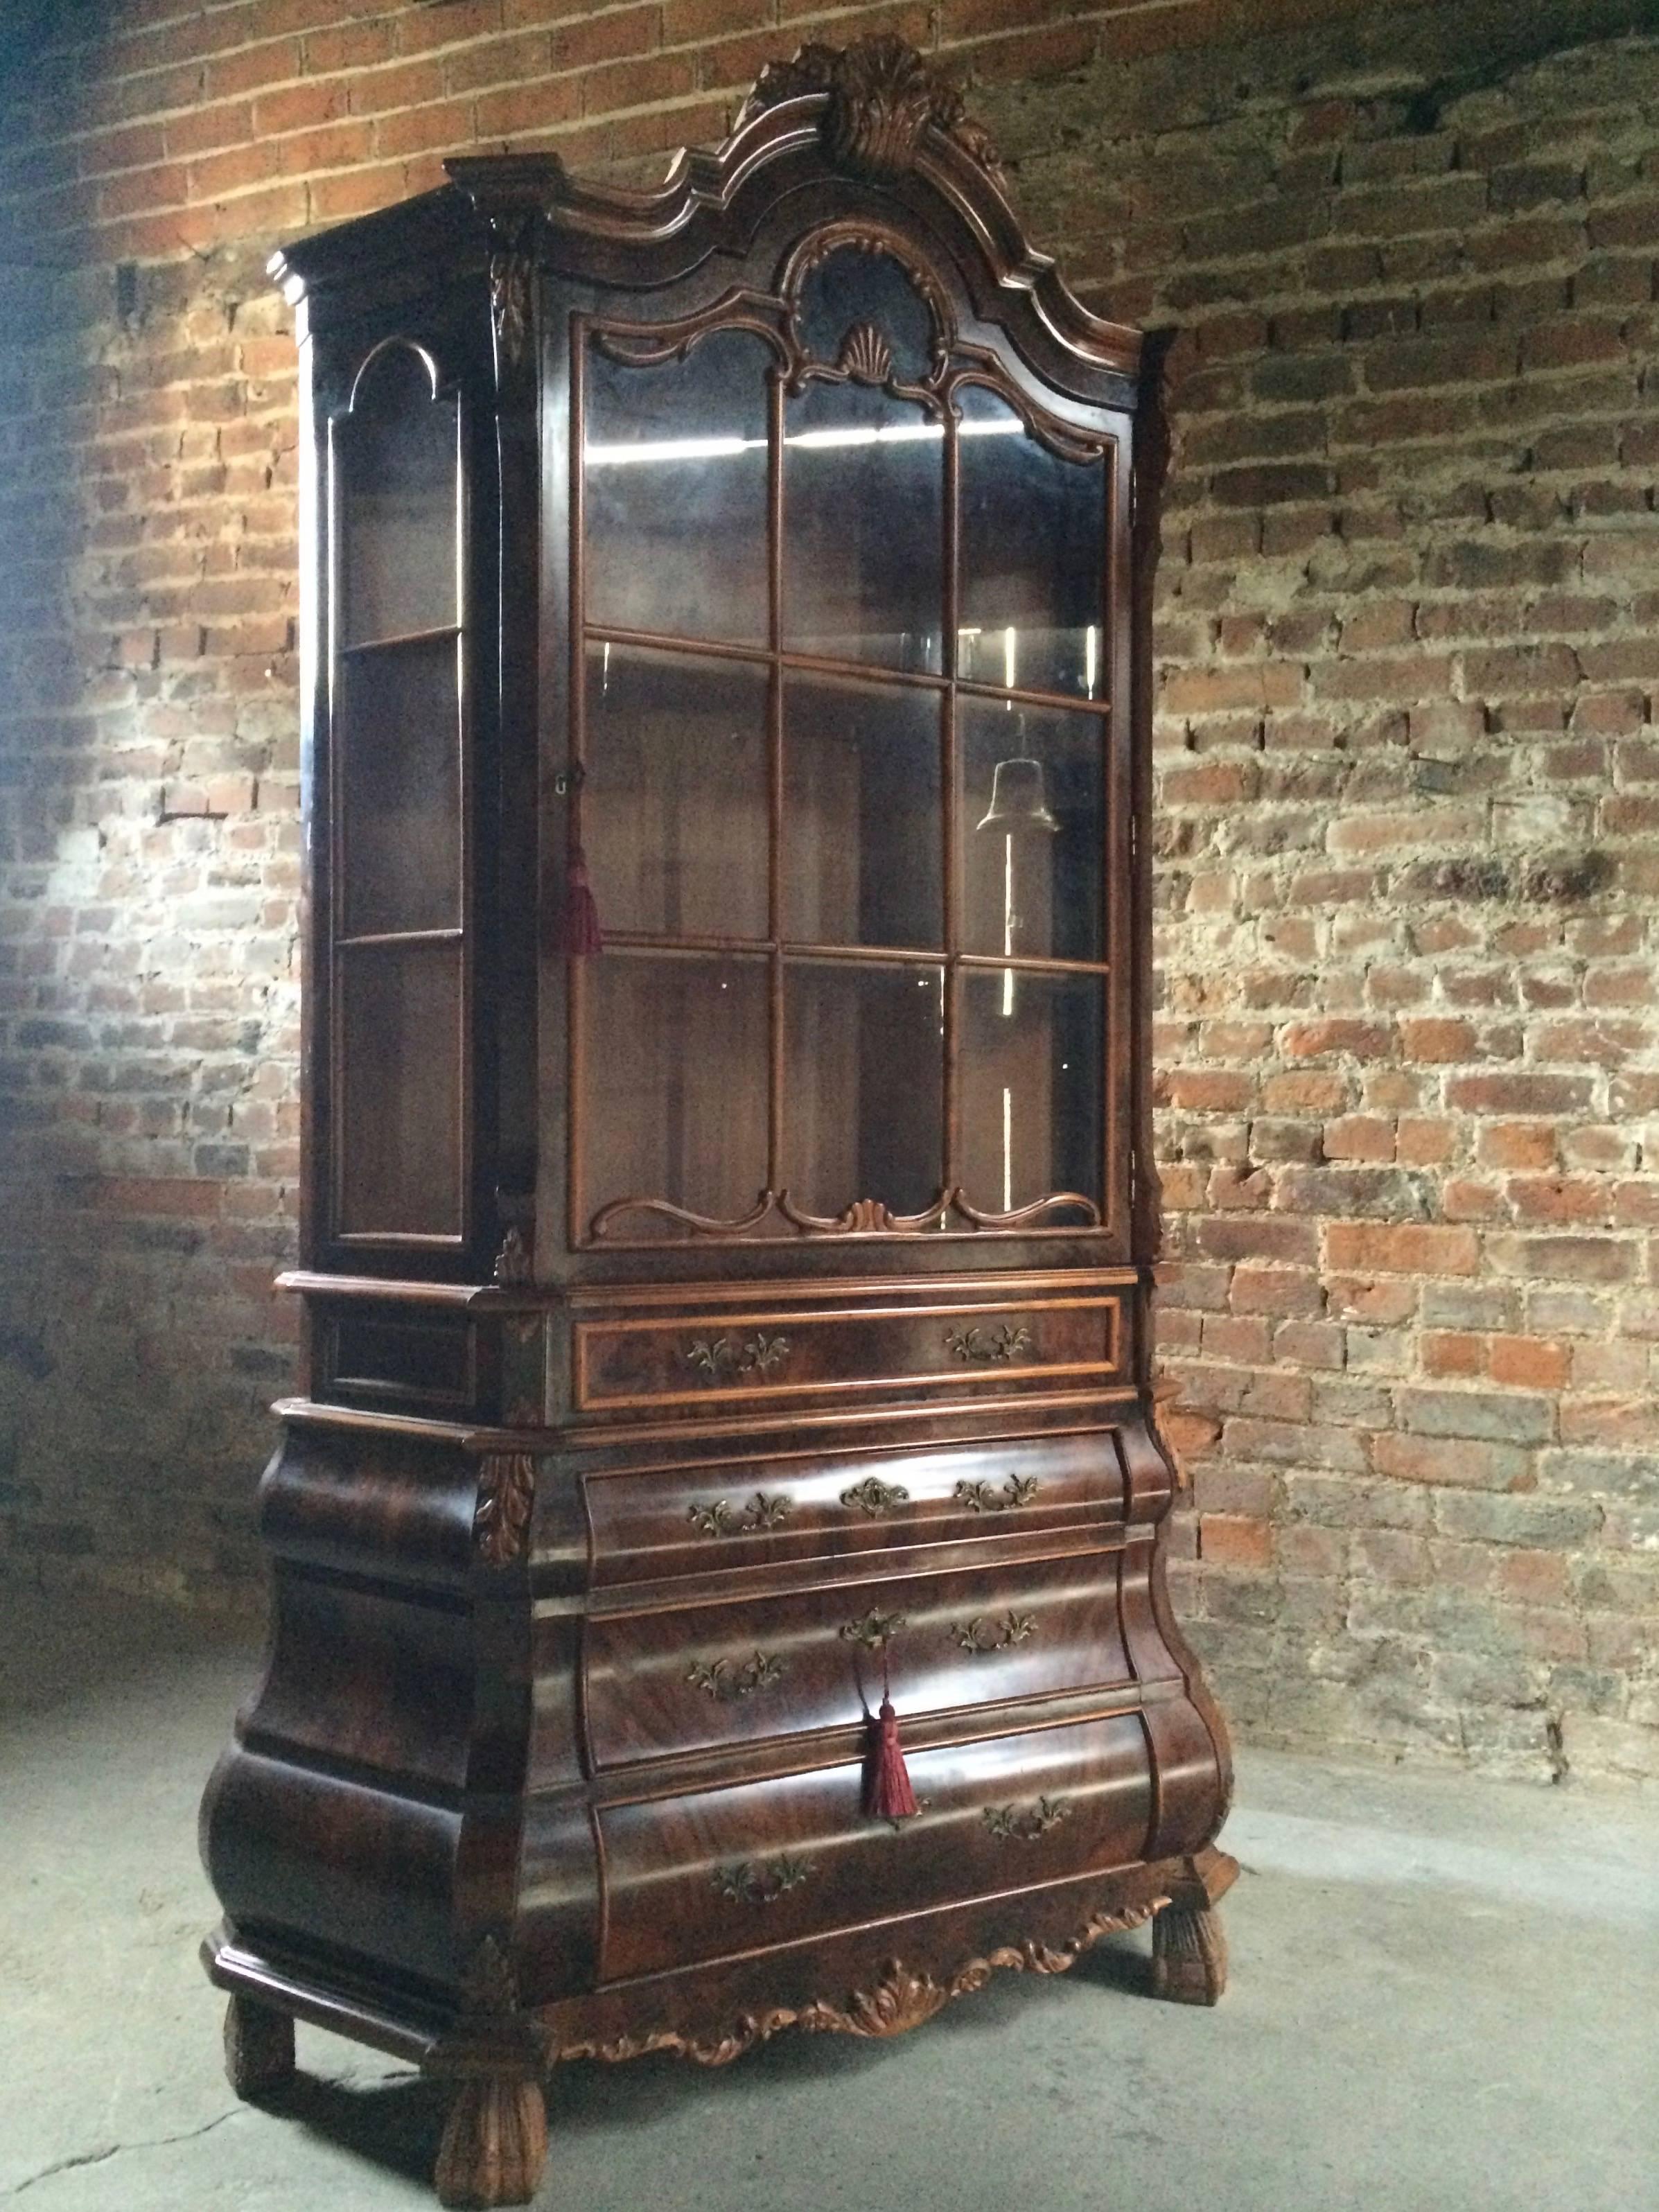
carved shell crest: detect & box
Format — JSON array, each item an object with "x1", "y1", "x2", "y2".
[
  {"x1": 837, "y1": 320, "x2": 892, "y2": 385},
  {"x1": 743, "y1": 33, "x2": 1006, "y2": 190}
]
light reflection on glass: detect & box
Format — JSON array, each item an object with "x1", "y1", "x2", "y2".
[{"x1": 583, "y1": 416, "x2": 1024, "y2": 466}]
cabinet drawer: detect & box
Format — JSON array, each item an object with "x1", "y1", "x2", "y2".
[
  {"x1": 583, "y1": 1432, "x2": 1124, "y2": 1589},
  {"x1": 572, "y1": 1292, "x2": 1122, "y2": 1417},
  {"x1": 597, "y1": 1711, "x2": 1152, "y2": 1983},
  {"x1": 581, "y1": 1550, "x2": 1131, "y2": 1772}
]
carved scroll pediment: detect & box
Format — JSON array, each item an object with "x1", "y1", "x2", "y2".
[{"x1": 741, "y1": 34, "x2": 1006, "y2": 191}]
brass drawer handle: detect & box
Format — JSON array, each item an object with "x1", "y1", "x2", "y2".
[
  {"x1": 710, "y1": 1854, "x2": 814, "y2": 1906},
  {"x1": 983, "y1": 1796, "x2": 1071, "y2": 1842},
  {"x1": 686, "y1": 1491, "x2": 793, "y2": 1537},
  {"x1": 840, "y1": 1475, "x2": 911, "y2": 1516},
  {"x1": 685, "y1": 1333, "x2": 791, "y2": 1382},
  {"x1": 685, "y1": 1649, "x2": 787, "y2": 1702},
  {"x1": 839, "y1": 1608, "x2": 906, "y2": 1651},
  {"x1": 949, "y1": 1610, "x2": 1035, "y2": 1655},
  {"x1": 952, "y1": 1473, "x2": 1040, "y2": 1513},
  {"x1": 944, "y1": 1322, "x2": 1033, "y2": 1364}
]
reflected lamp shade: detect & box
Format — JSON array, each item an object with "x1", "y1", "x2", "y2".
[{"x1": 975, "y1": 755, "x2": 1059, "y2": 836}]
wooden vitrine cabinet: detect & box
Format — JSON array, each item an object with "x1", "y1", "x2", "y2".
[{"x1": 201, "y1": 39, "x2": 1235, "y2": 2206}]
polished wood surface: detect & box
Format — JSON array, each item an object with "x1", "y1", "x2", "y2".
[{"x1": 202, "y1": 37, "x2": 1234, "y2": 2209}]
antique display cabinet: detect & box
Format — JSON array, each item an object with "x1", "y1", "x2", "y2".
[{"x1": 200, "y1": 37, "x2": 1236, "y2": 2208}]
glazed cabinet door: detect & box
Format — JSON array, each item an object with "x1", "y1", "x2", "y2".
[
  {"x1": 306, "y1": 296, "x2": 499, "y2": 1276},
  {"x1": 547, "y1": 231, "x2": 1131, "y2": 1261}
]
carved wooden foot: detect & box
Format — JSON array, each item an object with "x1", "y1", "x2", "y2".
[
  {"x1": 223, "y1": 1993, "x2": 296, "y2": 2097},
  {"x1": 1150, "y1": 1901, "x2": 1227, "y2": 2005},
  {"x1": 434, "y1": 2074, "x2": 548, "y2": 2209}
]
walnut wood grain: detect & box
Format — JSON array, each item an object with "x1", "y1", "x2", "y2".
[{"x1": 201, "y1": 38, "x2": 1234, "y2": 2206}]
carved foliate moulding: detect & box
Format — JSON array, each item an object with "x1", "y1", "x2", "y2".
[
  {"x1": 488, "y1": 219, "x2": 535, "y2": 374},
  {"x1": 740, "y1": 33, "x2": 1007, "y2": 191},
  {"x1": 473, "y1": 1452, "x2": 536, "y2": 1565},
  {"x1": 551, "y1": 1906, "x2": 1165, "y2": 2067},
  {"x1": 492, "y1": 1223, "x2": 532, "y2": 1285}
]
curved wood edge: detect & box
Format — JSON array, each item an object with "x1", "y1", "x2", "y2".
[
  {"x1": 445, "y1": 101, "x2": 1138, "y2": 378},
  {"x1": 203, "y1": 1843, "x2": 1238, "y2": 2082}
]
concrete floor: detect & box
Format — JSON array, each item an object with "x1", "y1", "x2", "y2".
[{"x1": 1, "y1": 1587, "x2": 1654, "y2": 2212}]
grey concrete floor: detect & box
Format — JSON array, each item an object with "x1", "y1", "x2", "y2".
[{"x1": 1, "y1": 1586, "x2": 1655, "y2": 2212}]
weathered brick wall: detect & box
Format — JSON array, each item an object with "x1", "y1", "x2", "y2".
[{"x1": 1, "y1": 0, "x2": 1655, "y2": 1780}]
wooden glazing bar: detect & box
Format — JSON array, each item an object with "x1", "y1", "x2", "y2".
[{"x1": 767, "y1": 366, "x2": 786, "y2": 1195}]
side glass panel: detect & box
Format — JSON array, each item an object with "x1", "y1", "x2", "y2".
[
  {"x1": 782, "y1": 675, "x2": 942, "y2": 950},
  {"x1": 337, "y1": 346, "x2": 458, "y2": 647},
  {"x1": 782, "y1": 961, "x2": 944, "y2": 1221},
  {"x1": 957, "y1": 385, "x2": 1107, "y2": 703},
  {"x1": 331, "y1": 341, "x2": 466, "y2": 1245},
  {"x1": 959, "y1": 696, "x2": 1104, "y2": 965},
  {"x1": 580, "y1": 953, "x2": 769, "y2": 1236},
  {"x1": 783, "y1": 380, "x2": 944, "y2": 673},
  {"x1": 958, "y1": 969, "x2": 1103, "y2": 1222},
  {"x1": 339, "y1": 639, "x2": 462, "y2": 938},
  {"x1": 584, "y1": 328, "x2": 771, "y2": 647},
  {"x1": 337, "y1": 945, "x2": 463, "y2": 1236},
  {"x1": 585, "y1": 644, "x2": 769, "y2": 941}
]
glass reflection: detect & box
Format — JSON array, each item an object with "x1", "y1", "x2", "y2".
[
  {"x1": 338, "y1": 944, "x2": 462, "y2": 1236},
  {"x1": 957, "y1": 384, "x2": 1107, "y2": 701},
  {"x1": 585, "y1": 328, "x2": 771, "y2": 645},
  {"x1": 959, "y1": 969, "x2": 1103, "y2": 1220},
  {"x1": 783, "y1": 676, "x2": 942, "y2": 949},
  {"x1": 585, "y1": 645, "x2": 769, "y2": 941},
  {"x1": 339, "y1": 640, "x2": 461, "y2": 938},
  {"x1": 782, "y1": 961, "x2": 945, "y2": 1220},
  {"x1": 581, "y1": 952, "x2": 769, "y2": 1236},
  {"x1": 961, "y1": 699, "x2": 1103, "y2": 964},
  {"x1": 784, "y1": 380, "x2": 945, "y2": 673},
  {"x1": 337, "y1": 346, "x2": 458, "y2": 649}
]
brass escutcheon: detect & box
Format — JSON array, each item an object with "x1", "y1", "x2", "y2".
[
  {"x1": 839, "y1": 1608, "x2": 907, "y2": 1651},
  {"x1": 952, "y1": 1473, "x2": 1040, "y2": 1513},
  {"x1": 685, "y1": 1650, "x2": 787, "y2": 1702},
  {"x1": 686, "y1": 1491, "x2": 793, "y2": 1537},
  {"x1": 839, "y1": 1475, "x2": 911, "y2": 1516},
  {"x1": 948, "y1": 1609, "x2": 1036, "y2": 1655},
  {"x1": 685, "y1": 1333, "x2": 791, "y2": 1382},
  {"x1": 983, "y1": 1796, "x2": 1071, "y2": 1842},
  {"x1": 710, "y1": 1854, "x2": 814, "y2": 1906},
  {"x1": 943, "y1": 1322, "x2": 1033, "y2": 1364}
]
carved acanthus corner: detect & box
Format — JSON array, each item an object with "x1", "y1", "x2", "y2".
[
  {"x1": 741, "y1": 34, "x2": 1006, "y2": 190},
  {"x1": 493, "y1": 1223, "x2": 532, "y2": 1285},
  {"x1": 489, "y1": 220, "x2": 535, "y2": 373},
  {"x1": 474, "y1": 1451, "x2": 536, "y2": 1565},
  {"x1": 459, "y1": 1933, "x2": 523, "y2": 2021}
]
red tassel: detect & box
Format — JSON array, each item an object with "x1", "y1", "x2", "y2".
[
  {"x1": 559, "y1": 844, "x2": 602, "y2": 957},
  {"x1": 866, "y1": 1696, "x2": 918, "y2": 1820}
]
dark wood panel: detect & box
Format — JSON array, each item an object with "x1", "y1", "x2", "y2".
[
  {"x1": 573, "y1": 1292, "x2": 1121, "y2": 1414},
  {"x1": 244, "y1": 1574, "x2": 477, "y2": 1796},
  {"x1": 597, "y1": 1711, "x2": 1152, "y2": 1983},
  {"x1": 202, "y1": 1748, "x2": 465, "y2": 1990},
  {"x1": 581, "y1": 1429, "x2": 1124, "y2": 1588},
  {"x1": 581, "y1": 1549, "x2": 1134, "y2": 1771}
]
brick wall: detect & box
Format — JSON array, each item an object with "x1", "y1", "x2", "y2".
[{"x1": 1, "y1": 0, "x2": 1656, "y2": 1781}]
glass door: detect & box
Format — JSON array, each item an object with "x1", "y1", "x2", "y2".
[{"x1": 565, "y1": 243, "x2": 1117, "y2": 1245}]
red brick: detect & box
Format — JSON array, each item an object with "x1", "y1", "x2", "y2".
[{"x1": 1325, "y1": 1224, "x2": 1481, "y2": 1275}]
